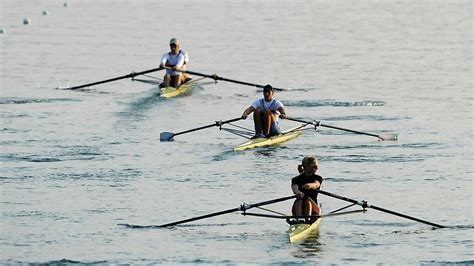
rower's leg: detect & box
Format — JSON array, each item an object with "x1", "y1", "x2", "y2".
[
  {"x1": 261, "y1": 109, "x2": 276, "y2": 135},
  {"x1": 253, "y1": 109, "x2": 263, "y2": 135},
  {"x1": 163, "y1": 74, "x2": 171, "y2": 87},
  {"x1": 175, "y1": 74, "x2": 183, "y2": 88},
  {"x1": 303, "y1": 200, "x2": 313, "y2": 216},
  {"x1": 171, "y1": 75, "x2": 179, "y2": 88},
  {"x1": 292, "y1": 199, "x2": 303, "y2": 216}
]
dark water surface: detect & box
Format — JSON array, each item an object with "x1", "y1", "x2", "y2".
[{"x1": 1, "y1": 0, "x2": 472, "y2": 264}]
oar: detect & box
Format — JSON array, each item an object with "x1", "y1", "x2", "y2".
[
  {"x1": 62, "y1": 67, "x2": 164, "y2": 90},
  {"x1": 164, "y1": 67, "x2": 287, "y2": 91},
  {"x1": 286, "y1": 117, "x2": 398, "y2": 141},
  {"x1": 160, "y1": 117, "x2": 242, "y2": 141},
  {"x1": 317, "y1": 189, "x2": 446, "y2": 228},
  {"x1": 156, "y1": 195, "x2": 296, "y2": 228}
]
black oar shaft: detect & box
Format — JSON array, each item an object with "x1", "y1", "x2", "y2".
[
  {"x1": 67, "y1": 67, "x2": 163, "y2": 90},
  {"x1": 204, "y1": 74, "x2": 262, "y2": 88},
  {"x1": 248, "y1": 195, "x2": 296, "y2": 208},
  {"x1": 165, "y1": 67, "x2": 285, "y2": 91},
  {"x1": 317, "y1": 190, "x2": 446, "y2": 228},
  {"x1": 183, "y1": 69, "x2": 261, "y2": 88},
  {"x1": 317, "y1": 190, "x2": 361, "y2": 205},
  {"x1": 369, "y1": 204, "x2": 446, "y2": 228},
  {"x1": 285, "y1": 117, "x2": 317, "y2": 126},
  {"x1": 319, "y1": 123, "x2": 381, "y2": 139},
  {"x1": 286, "y1": 117, "x2": 382, "y2": 140},
  {"x1": 173, "y1": 117, "x2": 242, "y2": 137},
  {"x1": 157, "y1": 195, "x2": 296, "y2": 228},
  {"x1": 157, "y1": 207, "x2": 241, "y2": 228}
]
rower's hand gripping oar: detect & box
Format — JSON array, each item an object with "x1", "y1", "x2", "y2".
[
  {"x1": 164, "y1": 67, "x2": 288, "y2": 91},
  {"x1": 317, "y1": 189, "x2": 446, "y2": 228},
  {"x1": 160, "y1": 117, "x2": 243, "y2": 141},
  {"x1": 156, "y1": 195, "x2": 296, "y2": 228},
  {"x1": 61, "y1": 67, "x2": 165, "y2": 90},
  {"x1": 286, "y1": 117, "x2": 398, "y2": 141}
]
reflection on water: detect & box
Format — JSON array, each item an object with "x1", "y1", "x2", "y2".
[{"x1": 291, "y1": 231, "x2": 323, "y2": 258}]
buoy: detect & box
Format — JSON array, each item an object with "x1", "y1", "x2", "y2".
[
  {"x1": 43, "y1": 10, "x2": 49, "y2": 15},
  {"x1": 23, "y1": 18, "x2": 30, "y2": 25},
  {"x1": 63, "y1": 2, "x2": 69, "y2": 7},
  {"x1": 0, "y1": 28, "x2": 5, "y2": 34}
]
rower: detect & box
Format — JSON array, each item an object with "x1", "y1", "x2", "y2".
[
  {"x1": 291, "y1": 156, "x2": 323, "y2": 219},
  {"x1": 159, "y1": 38, "x2": 188, "y2": 88},
  {"x1": 241, "y1": 84, "x2": 287, "y2": 139}
]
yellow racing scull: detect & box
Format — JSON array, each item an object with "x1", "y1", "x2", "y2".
[
  {"x1": 288, "y1": 205, "x2": 322, "y2": 243},
  {"x1": 233, "y1": 125, "x2": 305, "y2": 151},
  {"x1": 160, "y1": 80, "x2": 195, "y2": 98}
]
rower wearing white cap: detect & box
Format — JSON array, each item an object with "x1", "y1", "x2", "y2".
[{"x1": 159, "y1": 38, "x2": 189, "y2": 88}]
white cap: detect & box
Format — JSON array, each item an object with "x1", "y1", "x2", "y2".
[{"x1": 170, "y1": 38, "x2": 179, "y2": 45}]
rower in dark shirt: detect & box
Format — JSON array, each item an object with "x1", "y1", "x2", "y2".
[{"x1": 291, "y1": 156, "x2": 323, "y2": 216}]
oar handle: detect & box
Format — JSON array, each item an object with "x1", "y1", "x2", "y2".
[
  {"x1": 244, "y1": 195, "x2": 297, "y2": 210},
  {"x1": 286, "y1": 117, "x2": 320, "y2": 126},
  {"x1": 173, "y1": 117, "x2": 242, "y2": 137},
  {"x1": 66, "y1": 67, "x2": 164, "y2": 90},
  {"x1": 317, "y1": 190, "x2": 362, "y2": 206}
]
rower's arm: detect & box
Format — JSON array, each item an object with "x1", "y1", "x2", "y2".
[
  {"x1": 292, "y1": 184, "x2": 300, "y2": 194},
  {"x1": 302, "y1": 181, "x2": 321, "y2": 190},
  {"x1": 241, "y1": 106, "x2": 255, "y2": 119},
  {"x1": 292, "y1": 184, "x2": 304, "y2": 199},
  {"x1": 278, "y1": 106, "x2": 287, "y2": 119}
]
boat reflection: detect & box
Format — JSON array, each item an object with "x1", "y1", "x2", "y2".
[{"x1": 290, "y1": 231, "x2": 323, "y2": 258}]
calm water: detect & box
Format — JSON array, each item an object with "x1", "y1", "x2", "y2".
[{"x1": 1, "y1": 0, "x2": 473, "y2": 264}]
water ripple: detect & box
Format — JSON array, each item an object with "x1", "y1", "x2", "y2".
[
  {"x1": 282, "y1": 100, "x2": 386, "y2": 107},
  {"x1": 421, "y1": 260, "x2": 474, "y2": 265},
  {"x1": 324, "y1": 115, "x2": 405, "y2": 121},
  {"x1": 321, "y1": 142, "x2": 442, "y2": 150},
  {"x1": 0, "y1": 128, "x2": 32, "y2": 133},
  {"x1": 25, "y1": 259, "x2": 108, "y2": 265},
  {"x1": 119, "y1": 221, "x2": 244, "y2": 229},
  {"x1": 50, "y1": 168, "x2": 141, "y2": 181},
  {"x1": 0, "y1": 154, "x2": 62, "y2": 163},
  {"x1": 321, "y1": 154, "x2": 425, "y2": 163},
  {"x1": 0, "y1": 97, "x2": 80, "y2": 105}
]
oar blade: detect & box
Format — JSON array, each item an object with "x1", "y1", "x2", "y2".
[
  {"x1": 160, "y1": 132, "x2": 175, "y2": 141},
  {"x1": 378, "y1": 133, "x2": 398, "y2": 141}
]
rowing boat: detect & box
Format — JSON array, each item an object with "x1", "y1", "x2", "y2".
[
  {"x1": 160, "y1": 80, "x2": 195, "y2": 98},
  {"x1": 288, "y1": 205, "x2": 322, "y2": 243},
  {"x1": 161, "y1": 114, "x2": 397, "y2": 151},
  {"x1": 233, "y1": 126, "x2": 304, "y2": 151},
  {"x1": 122, "y1": 190, "x2": 446, "y2": 241}
]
